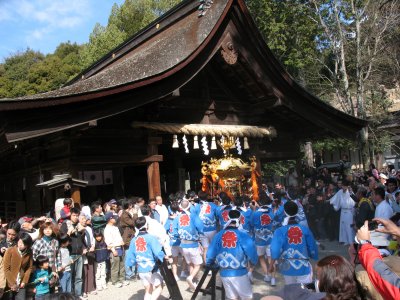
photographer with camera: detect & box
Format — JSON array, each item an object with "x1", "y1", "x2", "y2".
[
  {"x1": 356, "y1": 219, "x2": 400, "y2": 300},
  {"x1": 59, "y1": 208, "x2": 86, "y2": 298}
]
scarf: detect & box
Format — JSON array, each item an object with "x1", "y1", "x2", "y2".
[
  {"x1": 43, "y1": 235, "x2": 53, "y2": 243},
  {"x1": 18, "y1": 247, "x2": 29, "y2": 256}
]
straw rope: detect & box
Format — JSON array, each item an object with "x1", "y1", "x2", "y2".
[{"x1": 131, "y1": 122, "x2": 277, "y2": 138}]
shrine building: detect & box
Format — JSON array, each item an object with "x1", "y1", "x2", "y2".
[{"x1": 0, "y1": 0, "x2": 366, "y2": 218}]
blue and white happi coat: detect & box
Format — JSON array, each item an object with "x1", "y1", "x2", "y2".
[
  {"x1": 271, "y1": 222, "x2": 318, "y2": 276},
  {"x1": 206, "y1": 227, "x2": 258, "y2": 277},
  {"x1": 193, "y1": 201, "x2": 219, "y2": 232},
  {"x1": 125, "y1": 232, "x2": 165, "y2": 273},
  {"x1": 172, "y1": 210, "x2": 204, "y2": 248},
  {"x1": 251, "y1": 206, "x2": 275, "y2": 246}
]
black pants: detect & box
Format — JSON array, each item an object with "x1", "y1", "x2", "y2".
[
  {"x1": 325, "y1": 208, "x2": 340, "y2": 241},
  {"x1": 3, "y1": 288, "x2": 25, "y2": 300}
]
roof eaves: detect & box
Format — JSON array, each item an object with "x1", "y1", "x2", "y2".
[{"x1": 66, "y1": 0, "x2": 197, "y2": 86}]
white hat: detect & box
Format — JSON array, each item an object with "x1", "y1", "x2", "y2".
[{"x1": 379, "y1": 173, "x2": 388, "y2": 180}]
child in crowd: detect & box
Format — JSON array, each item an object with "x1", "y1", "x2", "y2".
[
  {"x1": 94, "y1": 230, "x2": 109, "y2": 291},
  {"x1": 32, "y1": 255, "x2": 51, "y2": 299},
  {"x1": 59, "y1": 198, "x2": 73, "y2": 224},
  {"x1": 58, "y1": 234, "x2": 72, "y2": 293}
]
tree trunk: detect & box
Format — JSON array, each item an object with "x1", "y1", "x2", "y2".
[{"x1": 304, "y1": 142, "x2": 314, "y2": 167}]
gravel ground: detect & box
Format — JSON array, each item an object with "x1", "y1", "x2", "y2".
[{"x1": 87, "y1": 241, "x2": 348, "y2": 300}]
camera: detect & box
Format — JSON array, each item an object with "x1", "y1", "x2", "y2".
[{"x1": 368, "y1": 220, "x2": 378, "y2": 231}]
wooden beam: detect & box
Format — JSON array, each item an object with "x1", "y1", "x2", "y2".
[
  {"x1": 147, "y1": 162, "x2": 161, "y2": 199},
  {"x1": 71, "y1": 154, "x2": 163, "y2": 165}
]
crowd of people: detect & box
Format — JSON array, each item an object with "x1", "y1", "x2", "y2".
[{"x1": 0, "y1": 162, "x2": 399, "y2": 300}]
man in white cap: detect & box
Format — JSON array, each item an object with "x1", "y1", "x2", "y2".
[
  {"x1": 379, "y1": 173, "x2": 388, "y2": 186},
  {"x1": 271, "y1": 201, "x2": 318, "y2": 285},
  {"x1": 206, "y1": 209, "x2": 258, "y2": 300}
]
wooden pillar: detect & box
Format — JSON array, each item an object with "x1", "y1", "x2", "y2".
[
  {"x1": 71, "y1": 188, "x2": 81, "y2": 205},
  {"x1": 147, "y1": 162, "x2": 161, "y2": 199},
  {"x1": 69, "y1": 169, "x2": 81, "y2": 206},
  {"x1": 147, "y1": 134, "x2": 162, "y2": 199}
]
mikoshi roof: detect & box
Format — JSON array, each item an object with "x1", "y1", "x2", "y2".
[{"x1": 0, "y1": 0, "x2": 367, "y2": 143}]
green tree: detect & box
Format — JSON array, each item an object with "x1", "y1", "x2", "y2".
[
  {"x1": 0, "y1": 42, "x2": 83, "y2": 98},
  {"x1": 246, "y1": 0, "x2": 320, "y2": 84},
  {"x1": 27, "y1": 42, "x2": 83, "y2": 93},
  {"x1": 80, "y1": 23, "x2": 127, "y2": 69},
  {"x1": 0, "y1": 49, "x2": 45, "y2": 98},
  {"x1": 80, "y1": 0, "x2": 181, "y2": 68}
]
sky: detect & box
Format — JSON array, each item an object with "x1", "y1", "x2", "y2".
[{"x1": 0, "y1": 0, "x2": 125, "y2": 62}]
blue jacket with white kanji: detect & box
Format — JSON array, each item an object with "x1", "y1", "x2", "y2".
[
  {"x1": 193, "y1": 200, "x2": 218, "y2": 232},
  {"x1": 251, "y1": 206, "x2": 275, "y2": 247},
  {"x1": 271, "y1": 222, "x2": 318, "y2": 276},
  {"x1": 217, "y1": 205, "x2": 233, "y2": 229},
  {"x1": 125, "y1": 232, "x2": 165, "y2": 273},
  {"x1": 206, "y1": 227, "x2": 258, "y2": 277},
  {"x1": 236, "y1": 207, "x2": 253, "y2": 234},
  {"x1": 172, "y1": 211, "x2": 204, "y2": 248}
]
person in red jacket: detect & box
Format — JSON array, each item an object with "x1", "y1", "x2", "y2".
[
  {"x1": 356, "y1": 219, "x2": 400, "y2": 300},
  {"x1": 59, "y1": 198, "x2": 73, "y2": 224}
]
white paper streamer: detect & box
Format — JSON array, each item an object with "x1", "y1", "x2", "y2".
[
  {"x1": 182, "y1": 135, "x2": 189, "y2": 153},
  {"x1": 201, "y1": 136, "x2": 209, "y2": 155},
  {"x1": 236, "y1": 138, "x2": 242, "y2": 155}
]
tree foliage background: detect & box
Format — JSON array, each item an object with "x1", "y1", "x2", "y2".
[
  {"x1": 0, "y1": 0, "x2": 180, "y2": 98},
  {"x1": 247, "y1": 0, "x2": 399, "y2": 163}
]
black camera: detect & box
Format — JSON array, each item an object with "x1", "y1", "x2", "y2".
[{"x1": 368, "y1": 220, "x2": 378, "y2": 231}]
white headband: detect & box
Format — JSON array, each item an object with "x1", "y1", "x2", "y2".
[
  {"x1": 134, "y1": 219, "x2": 148, "y2": 235},
  {"x1": 223, "y1": 216, "x2": 241, "y2": 230}
]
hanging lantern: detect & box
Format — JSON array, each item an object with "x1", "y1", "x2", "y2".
[
  {"x1": 243, "y1": 137, "x2": 249, "y2": 149},
  {"x1": 193, "y1": 135, "x2": 199, "y2": 149},
  {"x1": 172, "y1": 135, "x2": 179, "y2": 148},
  {"x1": 182, "y1": 135, "x2": 189, "y2": 153},
  {"x1": 211, "y1": 136, "x2": 217, "y2": 150}
]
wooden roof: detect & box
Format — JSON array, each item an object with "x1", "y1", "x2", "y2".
[{"x1": 0, "y1": 0, "x2": 367, "y2": 143}]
